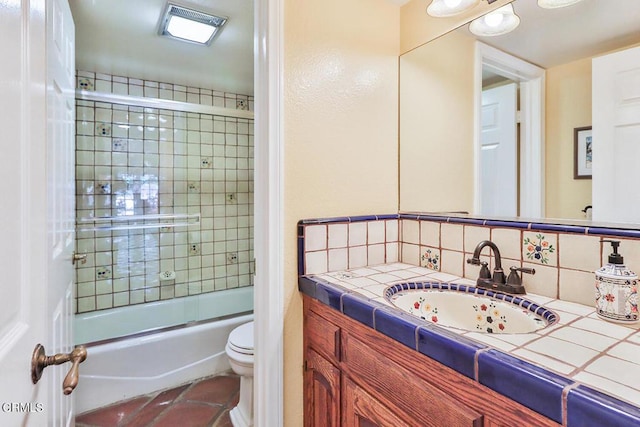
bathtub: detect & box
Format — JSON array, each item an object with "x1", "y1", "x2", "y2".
[{"x1": 74, "y1": 287, "x2": 253, "y2": 414}]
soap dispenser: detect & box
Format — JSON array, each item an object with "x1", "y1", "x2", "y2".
[{"x1": 595, "y1": 240, "x2": 638, "y2": 323}]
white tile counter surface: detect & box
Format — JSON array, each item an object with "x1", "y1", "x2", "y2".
[{"x1": 313, "y1": 262, "x2": 640, "y2": 408}]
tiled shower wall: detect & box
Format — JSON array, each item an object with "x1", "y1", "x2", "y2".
[{"x1": 75, "y1": 71, "x2": 254, "y2": 314}]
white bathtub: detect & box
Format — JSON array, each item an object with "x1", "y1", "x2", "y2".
[{"x1": 74, "y1": 288, "x2": 253, "y2": 414}]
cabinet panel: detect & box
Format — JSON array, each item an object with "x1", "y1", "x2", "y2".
[
  {"x1": 343, "y1": 332, "x2": 483, "y2": 427},
  {"x1": 305, "y1": 348, "x2": 341, "y2": 427},
  {"x1": 305, "y1": 307, "x2": 341, "y2": 363},
  {"x1": 343, "y1": 377, "x2": 412, "y2": 427}
]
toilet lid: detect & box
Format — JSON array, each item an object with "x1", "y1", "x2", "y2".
[{"x1": 228, "y1": 322, "x2": 254, "y2": 355}]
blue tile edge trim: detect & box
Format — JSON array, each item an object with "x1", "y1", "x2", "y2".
[
  {"x1": 567, "y1": 385, "x2": 640, "y2": 427},
  {"x1": 478, "y1": 350, "x2": 572, "y2": 423},
  {"x1": 417, "y1": 325, "x2": 485, "y2": 380},
  {"x1": 298, "y1": 214, "x2": 400, "y2": 225},
  {"x1": 588, "y1": 227, "x2": 640, "y2": 239},
  {"x1": 395, "y1": 213, "x2": 640, "y2": 237},
  {"x1": 342, "y1": 293, "x2": 375, "y2": 328},
  {"x1": 298, "y1": 213, "x2": 640, "y2": 239},
  {"x1": 530, "y1": 223, "x2": 587, "y2": 234}
]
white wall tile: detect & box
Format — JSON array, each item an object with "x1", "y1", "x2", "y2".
[
  {"x1": 368, "y1": 244, "x2": 386, "y2": 266},
  {"x1": 348, "y1": 246, "x2": 368, "y2": 269},
  {"x1": 401, "y1": 219, "x2": 420, "y2": 245},
  {"x1": 463, "y1": 226, "x2": 490, "y2": 253},
  {"x1": 490, "y1": 228, "x2": 522, "y2": 261},
  {"x1": 328, "y1": 248, "x2": 348, "y2": 272},
  {"x1": 368, "y1": 221, "x2": 385, "y2": 244},
  {"x1": 328, "y1": 224, "x2": 348, "y2": 249},
  {"x1": 440, "y1": 249, "x2": 464, "y2": 277},
  {"x1": 386, "y1": 243, "x2": 399, "y2": 263},
  {"x1": 523, "y1": 262, "x2": 558, "y2": 298},
  {"x1": 420, "y1": 221, "x2": 439, "y2": 247},
  {"x1": 559, "y1": 269, "x2": 594, "y2": 306},
  {"x1": 441, "y1": 223, "x2": 463, "y2": 251},
  {"x1": 385, "y1": 220, "x2": 398, "y2": 242},
  {"x1": 349, "y1": 222, "x2": 367, "y2": 246},
  {"x1": 559, "y1": 234, "x2": 600, "y2": 272},
  {"x1": 305, "y1": 251, "x2": 328, "y2": 275},
  {"x1": 401, "y1": 243, "x2": 420, "y2": 266}
]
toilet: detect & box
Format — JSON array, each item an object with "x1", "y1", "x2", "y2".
[{"x1": 225, "y1": 321, "x2": 254, "y2": 427}]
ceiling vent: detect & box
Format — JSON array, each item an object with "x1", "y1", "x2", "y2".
[{"x1": 158, "y1": 3, "x2": 227, "y2": 46}]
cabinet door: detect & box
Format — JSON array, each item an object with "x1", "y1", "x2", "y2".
[
  {"x1": 305, "y1": 348, "x2": 341, "y2": 427},
  {"x1": 343, "y1": 333, "x2": 484, "y2": 427},
  {"x1": 343, "y1": 377, "x2": 413, "y2": 427}
]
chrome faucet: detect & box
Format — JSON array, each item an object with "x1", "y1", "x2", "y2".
[{"x1": 466, "y1": 240, "x2": 534, "y2": 294}]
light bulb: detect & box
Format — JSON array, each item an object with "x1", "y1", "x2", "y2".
[{"x1": 483, "y1": 11, "x2": 504, "y2": 27}]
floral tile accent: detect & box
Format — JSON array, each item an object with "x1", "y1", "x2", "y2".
[
  {"x1": 96, "y1": 122, "x2": 111, "y2": 136},
  {"x1": 473, "y1": 301, "x2": 507, "y2": 333},
  {"x1": 523, "y1": 232, "x2": 557, "y2": 266},
  {"x1": 78, "y1": 77, "x2": 94, "y2": 91},
  {"x1": 112, "y1": 138, "x2": 127, "y2": 151},
  {"x1": 409, "y1": 295, "x2": 439, "y2": 324},
  {"x1": 421, "y1": 248, "x2": 440, "y2": 271},
  {"x1": 187, "y1": 182, "x2": 200, "y2": 193}
]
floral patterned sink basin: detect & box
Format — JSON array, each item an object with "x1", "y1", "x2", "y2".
[{"x1": 385, "y1": 282, "x2": 558, "y2": 334}]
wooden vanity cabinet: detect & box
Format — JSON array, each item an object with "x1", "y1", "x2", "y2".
[{"x1": 303, "y1": 295, "x2": 560, "y2": 427}]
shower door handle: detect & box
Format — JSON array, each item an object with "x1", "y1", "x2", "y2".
[
  {"x1": 72, "y1": 251, "x2": 87, "y2": 265},
  {"x1": 31, "y1": 344, "x2": 88, "y2": 395}
]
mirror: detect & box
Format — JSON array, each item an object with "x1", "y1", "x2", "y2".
[{"x1": 400, "y1": 0, "x2": 640, "y2": 222}]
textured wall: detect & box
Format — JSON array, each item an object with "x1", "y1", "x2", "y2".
[{"x1": 283, "y1": 0, "x2": 401, "y2": 424}]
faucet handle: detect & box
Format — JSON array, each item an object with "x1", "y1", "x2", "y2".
[
  {"x1": 506, "y1": 266, "x2": 535, "y2": 286},
  {"x1": 479, "y1": 261, "x2": 491, "y2": 279},
  {"x1": 467, "y1": 257, "x2": 491, "y2": 279}
]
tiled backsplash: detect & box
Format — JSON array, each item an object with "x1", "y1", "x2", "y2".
[
  {"x1": 75, "y1": 71, "x2": 254, "y2": 314},
  {"x1": 298, "y1": 215, "x2": 400, "y2": 276},
  {"x1": 299, "y1": 214, "x2": 640, "y2": 310}
]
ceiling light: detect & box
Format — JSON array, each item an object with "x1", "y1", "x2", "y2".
[
  {"x1": 537, "y1": 0, "x2": 584, "y2": 9},
  {"x1": 469, "y1": 4, "x2": 520, "y2": 37},
  {"x1": 426, "y1": 0, "x2": 480, "y2": 17},
  {"x1": 158, "y1": 3, "x2": 227, "y2": 46}
]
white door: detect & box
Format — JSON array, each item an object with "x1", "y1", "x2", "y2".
[
  {"x1": 592, "y1": 45, "x2": 640, "y2": 224},
  {"x1": 480, "y1": 82, "x2": 518, "y2": 217},
  {"x1": 0, "y1": 0, "x2": 77, "y2": 425}
]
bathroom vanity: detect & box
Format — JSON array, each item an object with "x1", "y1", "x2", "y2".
[
  {"x1": 303, "y1": 295, "x2": 557, "y2": 426},
  {"x1": 298, "y1": 214, "x2": 640, "y2": 427}
]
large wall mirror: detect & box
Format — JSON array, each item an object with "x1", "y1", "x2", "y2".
[{"x1": 400, "y1": 0, "x2": 640, "y2": 223}]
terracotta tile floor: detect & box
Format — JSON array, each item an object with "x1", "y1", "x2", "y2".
[{"x1": 76, "y1": 373, "x2": 239, "y2": 427}]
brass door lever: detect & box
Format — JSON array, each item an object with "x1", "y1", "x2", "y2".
[{"x1": 31, "y1": 344, "x2": 87, "y2": 395}]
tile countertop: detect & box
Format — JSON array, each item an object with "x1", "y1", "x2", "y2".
[{"x1": 299, "y1": 262, "x2": 640, "y2": 427}]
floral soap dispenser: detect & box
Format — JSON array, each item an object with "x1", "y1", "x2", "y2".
[{"x1": 595, "y1": 240, "x2": 638, "y2": 323}]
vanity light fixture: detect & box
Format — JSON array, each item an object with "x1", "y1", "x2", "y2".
[
  {"x1": 158, "y1": 3, "x2": 227, "y2": 46},
  {"x1": 469, "y1": 4, "x2": 520, "y2": 37},
  {"x1": 426, "y1": 0, "x2": 481, "y2": 17},
  {"x1": 537, "y1": 0, "x2": 584, "y2": 9}
]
